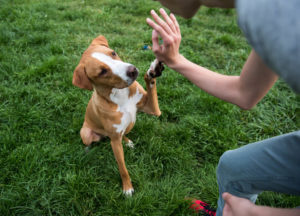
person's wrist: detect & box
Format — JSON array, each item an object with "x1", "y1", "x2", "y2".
[{"x1": 166, "y1": 54, "x2": 185, "y2": 70}]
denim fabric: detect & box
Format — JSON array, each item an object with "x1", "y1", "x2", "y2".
[
  {"x1": 236, "y1": 0, "x2": 300, "y2": 93},
  {"x1": 216, "y1": 131, "x2": 300, "y2": 216}
]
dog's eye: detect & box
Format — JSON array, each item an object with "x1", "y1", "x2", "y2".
[
  {"x1": 112, "y1": 51, "x2": 116, "y2": 56},
  {"x1": 99, "y1": 69, "x2": 108, "y2": 76}
]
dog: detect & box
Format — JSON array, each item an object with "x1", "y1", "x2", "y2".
[{"x1": 72, "y1": 35, "x2": 164, "y2": 196}]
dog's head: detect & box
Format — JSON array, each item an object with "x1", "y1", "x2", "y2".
[{"x1": 73, "y1": 35, "x2": 139, "y2": 91}]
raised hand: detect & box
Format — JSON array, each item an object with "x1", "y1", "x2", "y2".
[{"x1": 146, "y1": 8, "x2": 182, "y2": 68}]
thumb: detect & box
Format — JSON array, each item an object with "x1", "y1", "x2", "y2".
[
  {"x1": 152, "y1": 29, "x2": 160, "y2": 53},
  {"x1": 223, "y1": 192, "x2": 234, "y2": 205},
  {"x1": 223, "y1": 193, "x2": 234, "y2": 216}
]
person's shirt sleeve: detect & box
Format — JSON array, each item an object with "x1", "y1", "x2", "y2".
[{"x1": 236, "y1": 0, "x2": 300, "y2": 93}]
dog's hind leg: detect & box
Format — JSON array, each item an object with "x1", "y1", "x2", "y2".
[
  {"x1": 80, "y1": 123, "x2": 102, "y2": 152},
  {"x1": 123, "y1": 136, "x2": 134, "y2": 148}
]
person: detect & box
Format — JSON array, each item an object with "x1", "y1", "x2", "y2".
[{"x1": 146, "y1": 0, "x2": 300, "y2": 216}]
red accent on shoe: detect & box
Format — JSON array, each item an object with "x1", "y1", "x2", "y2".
[{"x1": 190, "y1": 199, "x2": 216, "y2": 216}]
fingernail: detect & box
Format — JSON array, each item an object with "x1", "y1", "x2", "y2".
[{"x1": 151, "y1": 10, "x2": 155, "y2": 14}]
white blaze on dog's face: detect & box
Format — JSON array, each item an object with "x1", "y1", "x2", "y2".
[
  {"x1": 83, "y1": 48, "x2": 139, "y2": 89},
  {"x1": 73, "y1": 35, "x2": 139, "y2": 91}
]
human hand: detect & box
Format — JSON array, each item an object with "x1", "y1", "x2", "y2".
[
  {"x1": 146, "y1": 8, "x2": 183, "y2": 68},
  {"x1": 223, "y1": 192, "x2": 256, "y2": 216}
]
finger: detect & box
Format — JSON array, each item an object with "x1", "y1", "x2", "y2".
[
  {"x1": 151, "y1": 29, "x2": 160, "y2": 53},
  {"x1": 146, "y1": 17, "x2": 171, "y2": 44},
  {"x1": 159, "y1": 8, "x2": 176, "y2": 33},
  {"x1": 150, "y1": 9, "x2": 173, "y2": 35},
  {"x1": 170, "y1": 13, "x2": 181, "y2": 35},
  {"x1": 223, "y1": 192, "x2": 238, "y2": 209},
  {"x1": 223, "y1": 203, "x2": 232, "y2": 216},
  {"x1": 222, "y1": 192, "x2": 232, "y2": 202},
  {"x1": 222, "y1": 192, "x2": 234, "y2": 215}
]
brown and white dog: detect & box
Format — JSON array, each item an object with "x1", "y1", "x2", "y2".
[{"x1": 72, "y1": 35, "x2": 164, "y2": 196}]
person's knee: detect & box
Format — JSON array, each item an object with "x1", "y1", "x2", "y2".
[{"x1": 217, "y1": 150, "x2": 241, "y2": 182}]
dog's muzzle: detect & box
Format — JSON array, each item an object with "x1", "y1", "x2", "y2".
[{"x1": 126, "y1": 65, "x2": 139, "y2": 81}]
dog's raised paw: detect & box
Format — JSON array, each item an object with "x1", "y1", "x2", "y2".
[{"x1": 147, "y1": 59, "x2": 164, "y2": 78}]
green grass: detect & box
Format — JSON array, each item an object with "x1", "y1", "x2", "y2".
[{"x1": 1, "y1": 0, "x2": 299, "y2": 215}]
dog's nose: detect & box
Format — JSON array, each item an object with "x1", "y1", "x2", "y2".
[{"x1": 126, "y1": 66, "x2": 138, "y2": 79}]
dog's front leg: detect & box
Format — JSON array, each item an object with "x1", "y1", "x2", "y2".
[
  {"x1": 139, "y1": 59, "x2": 164, "y2": 116},
  {"x1": 110, "y1": 137, "x2": 134, "y2": 196}
]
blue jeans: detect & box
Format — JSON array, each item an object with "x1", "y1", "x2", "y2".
[{"x1": 216, "y1": 131, "x2": 300, "y2": 216}]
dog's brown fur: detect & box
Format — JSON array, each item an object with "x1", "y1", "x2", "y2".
[{"x1": 73, "y1": 35, "x2": 164, "y2": 195}]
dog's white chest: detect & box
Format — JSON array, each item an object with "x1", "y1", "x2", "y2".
[{"x1": 110, "y1": 87, "x2": 143, "y2": 135}]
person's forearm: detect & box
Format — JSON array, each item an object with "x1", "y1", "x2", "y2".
[
  {"x1": 168, "y1": 50, "x2": 278, "y2": 110},
  {"x1": 254, "y1": 205, "x2": 300, "y2": 216},
  {"x1": 169, "y1": 54, "x2": 245, "y2": 108}
]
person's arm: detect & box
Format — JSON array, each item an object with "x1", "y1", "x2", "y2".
[
  {"x1": 154, "y1": 0, "x2": 235, "y2": 19},
  {"x1": 200, "y1": 0, "x2": 235, "y2": 8},
  {"x1": 146, "y1": 9, "x2": 278, "y2": 110},
  {"x1": 170, "y1": 50, "x2": 278, "y2": 110},
  {"x1": 223, "y1": 192, "x2": 300, "y2": 216}
]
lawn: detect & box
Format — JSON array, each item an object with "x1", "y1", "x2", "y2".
[{"x1": 0, "y1": 0, "x2": 299, "y2": 215}]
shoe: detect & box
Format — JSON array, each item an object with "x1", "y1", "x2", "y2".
[{"x1": 189, "y1": 199, "x2": 216, "y2": 216}]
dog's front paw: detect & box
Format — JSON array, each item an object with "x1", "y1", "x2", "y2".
[
  {"x1": 147, "y1": 59, "x2": 164, "y2": 78},
  {"x1": 123, "y1": 180, "x2": 134, "y2": 196},
  {"x1": 123, "y1": 188, "x2": 134, "y2": 196}
]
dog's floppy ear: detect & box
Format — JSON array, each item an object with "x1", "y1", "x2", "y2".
[
  {"x1": 91, "y1": 35, "x2": 109, "y2": 47},
  {"x1": 72, "y1": 64, "x2": 93, "y2": 91}
]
